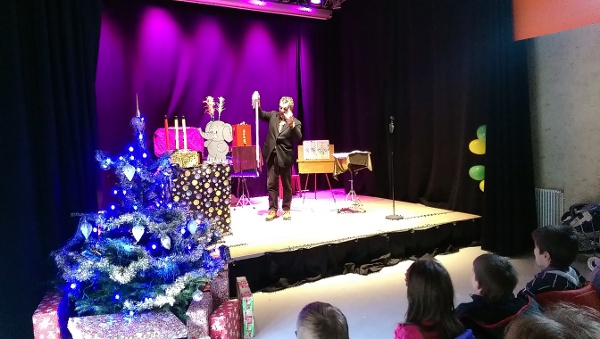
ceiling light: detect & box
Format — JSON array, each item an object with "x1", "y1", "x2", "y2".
[{"x1": 173, "y1": 0, "x2": 333, "y2": 20}]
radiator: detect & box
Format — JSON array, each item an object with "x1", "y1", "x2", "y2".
[{"x1": 535, "y1": 188, "x2": 564, "y2": 228}]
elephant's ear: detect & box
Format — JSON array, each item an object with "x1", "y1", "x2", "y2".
[{"x1": 223, "y1": 123, "x2": 233, "y2": 142}]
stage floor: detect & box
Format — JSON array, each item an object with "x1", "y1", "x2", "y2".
[{"x1": 224, "y1": 189, "x2": 480, "y2": 260}]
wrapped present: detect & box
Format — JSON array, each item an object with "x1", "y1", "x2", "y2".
[
  {"x1": 32, "y1": 290, "x2": 68, "y2": 339},
  {"x1": 187, "y1": 291, "x2": 214, "y2": 339},
  {"x1": 236, "y1": 277, "x2": 255, "y2": 338},
  {"x1": 170, "y1": 150, "x2": 201, "y2": 168},
  {"x1": 211, "y1": 268, "x2": 230, "y2": 310},
  {"x1": 171, "y1": 163, "x2": 231, "y2": 235},
  {"x1": 154, "y1": 127, "x2": 204, "y2": 156},
  {"x1": 232, "y1": 123, "x2": 252, "y2": 147},
  {"x1": 68, "y1": 311, "x2": 187, "y2": 339},
  {"x1": 209, "y1": 300, "x2": 241, "y2": 339}
]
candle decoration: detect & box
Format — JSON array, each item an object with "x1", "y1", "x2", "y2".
[
  {"x1": 175, "y1": 116, "x2": 180, "y2": 150},
  {"x1": 135, "y1": 94, "x2": 141, "y2": 118},
  {"x1": 182, "y1": 116, "x2": 188, "y2": 150},
  {"x1": 164, "y1": 115, "x2": 170, "y2": 150}
]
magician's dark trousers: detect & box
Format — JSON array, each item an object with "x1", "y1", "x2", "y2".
[{"x1": 266, "y1": 151, "x2": 292, "y2": 211}]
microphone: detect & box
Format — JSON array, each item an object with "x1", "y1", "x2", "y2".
[{"x1": 389, "y1": 116, "x2": 395, "y2": 134}]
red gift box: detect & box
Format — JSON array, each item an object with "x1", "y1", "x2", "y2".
[
  {"x1": 32, "y1": 290, "x2": 68, "y2": 339},
  {"x1": 232, "y1": 124, "x2": 252, "y2": 147},
  {"x1": 236, "y1": 277, "x2": 255, "y2": 338},
  {"x1": 209, "y1": 300, "x2": 241, "y2": 339},
  {"x1": 154, "y1": 127, "x2": 205, "y2": 156},
  {"x1": 211, "y1": 268, "x2": 229, "y2": 310},
  {"x1": 187, "y1": 291, "x2": 214, "y2": 339}
]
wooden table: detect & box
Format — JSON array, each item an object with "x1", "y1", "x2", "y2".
[{"x1": 297, "y1": 145, "x2": 336, "y2": 201}]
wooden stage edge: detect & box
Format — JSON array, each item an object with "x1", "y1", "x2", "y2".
[{"x1": 223, "y1": 189, "x2": 481, "y2": 260}]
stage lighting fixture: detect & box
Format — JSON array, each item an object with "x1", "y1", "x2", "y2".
[{"x1": 172, "y1": 0, "x2": 333, "y2": 20}]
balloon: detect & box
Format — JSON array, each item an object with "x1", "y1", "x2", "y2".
[
  {"x1": 469, "y1": 165, "x2": 485, "y2": 181},
  {"x1": 469, "y1": 139, "x2": 486, "y2": 155},
  {"x1": 476, "y1": 125, "x2": 487, "y2": 142},
  {"x1": 479, "y1": 180, "x2": 485, "y2": 192}
]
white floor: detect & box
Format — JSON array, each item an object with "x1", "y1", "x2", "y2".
[{"x1": 248, "y1": 246, "x2": 593, "y2": 339}]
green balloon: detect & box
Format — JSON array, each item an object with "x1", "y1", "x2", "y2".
[
  {"x1": 469, "y1": 165, "x2": 485, "y2": 181},
  {"x1": 476, "y1": 125, "x2": 487, "y2": 142}
]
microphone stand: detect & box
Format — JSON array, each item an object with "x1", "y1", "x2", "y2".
[{"x1": 386, "y1": 116, "x2": 403, "y2": 220}]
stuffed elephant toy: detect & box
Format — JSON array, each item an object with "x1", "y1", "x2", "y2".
[{"x1": 199, "y1": 120, "x2": 233, "y2": 163}]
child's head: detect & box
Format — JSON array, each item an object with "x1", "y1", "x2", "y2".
[
  {"x1": 296, "y1": 301, "x2": 349, "y2": 339},
  {"x1": 504, "y1": 313, "x2": 566, "y2": 339},
  {"x1": 505, "y1": 302, "x2": 600, "y2": 339},
  {"x1": 531, "y1": 225, "x2": 579, "y2": 270},
  {"x1": 405, "y1": 258, "x2": 464, "y2": 337},
  {"x1": 472, "y1": 253, "x2": 518, "y2": 302}
]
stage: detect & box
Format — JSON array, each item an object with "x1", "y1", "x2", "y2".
[{"x1": 223, "y1": 189, "x2": 481, "y2": 293}]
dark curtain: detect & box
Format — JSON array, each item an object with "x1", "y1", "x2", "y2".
[
  {"x1": 479, "y1": 3, "x2": 537, "y2": 255},
  {"x1": 0, "y1": 0, "x2": 101, "y2": 336},
  {"x1": 327, "y1": 0, "x2": 535, "y2": 251},
  {"x1": 376, "y1": 0, "x2": 535, "y2": 253},
  {"x1": 375, "y1": 0, "x2": 494, "y2": 214}
]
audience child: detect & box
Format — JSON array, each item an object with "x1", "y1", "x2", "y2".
[
  {"x1": 504, "y1": 312, "x2": 566, "y2": 339},
  {"x1": 505, "y1": 302, "x2": 600, "y2": 339},
  {"x1": 394, "y1": 257, "x2": 474, "y2": 339},
  {"x1": 296, "y1": 301, "x2": 349, "y2": 339},
  {"x1": 520, "y1": 225, "x2": 586, "y2": 297},
  {"x1": 455, "y1": 253, "x2": 542, "y2": 339}
]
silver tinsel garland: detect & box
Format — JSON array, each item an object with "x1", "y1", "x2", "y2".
[{"x1": 122, "y1": 270, "x2": 211, "y2": 312}]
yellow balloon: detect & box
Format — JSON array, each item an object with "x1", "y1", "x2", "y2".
[
  {"x1": 479, "y1": 180, "x2": 485, "y2": 192},
  {"x1": 469, "y1": 139, "x2": 486, "y2": 155}
]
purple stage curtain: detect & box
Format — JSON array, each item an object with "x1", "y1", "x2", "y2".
[{"x1": 96, "y1": 0, "x2": 328, "y2": 203}]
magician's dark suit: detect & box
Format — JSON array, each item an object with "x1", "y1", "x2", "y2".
[{"x1": 258, "y1": 107, "x2": 302, "y2": 212}]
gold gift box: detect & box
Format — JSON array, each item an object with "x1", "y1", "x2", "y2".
[{"x1": 170, "y1": 150, "x2": 201, "y2": 168}]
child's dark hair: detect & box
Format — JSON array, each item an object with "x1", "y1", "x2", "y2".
[
  {"x1": 473, "y1": 253, "x2": 518, "y2": 302},
  {"x1": 531, "y1": 225, "x2": 579, "y2": 270},
  {"x1": 405, "y1": 258, "x2": 464, "y2": 339}
]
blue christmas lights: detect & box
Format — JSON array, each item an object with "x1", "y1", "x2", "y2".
[{"x1": 52, "y1": 114, "x2": 229, "y2": 317}]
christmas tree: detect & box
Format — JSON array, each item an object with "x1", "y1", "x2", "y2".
[{"x1": 52, "y1": 113, "x2": 228, "y2": 318}]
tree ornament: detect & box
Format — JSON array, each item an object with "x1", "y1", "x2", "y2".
[
  {"x1": 161, "y1": 235, "x2": 172, "y2": 250},
  {"x1": 123, "y1": 164, "x2": 136, "y2": 181},
  {"x1": 132, "y1": 225, "x2": 145, "y2": 242},
  {"x1": 187, "y1": 219, "x2": 199, "y2": 235},
  {"x1": 79, "y1": 220, "x2": 93, "y2": 240},
  {"x1": 192, "y1": 288, "x2": 203, "y2": 301}
]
